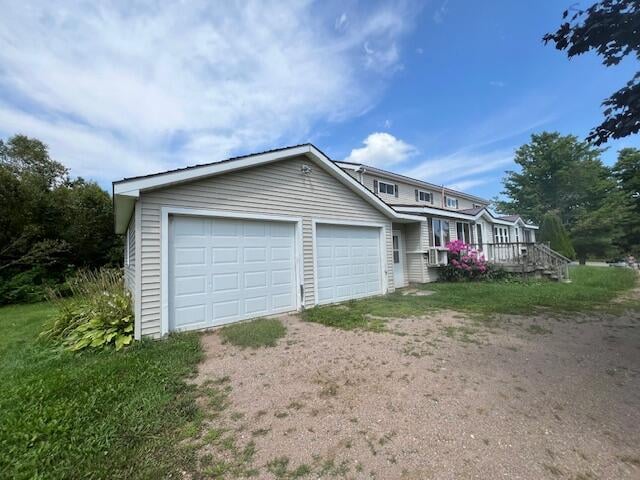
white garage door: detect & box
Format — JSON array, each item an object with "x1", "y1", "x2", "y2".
[
  {"x1": 169, "y1": 216, "x2": 297, "y2": 332},
  {"x1": 315, "y1": 224, "x2": 383, "y2": 304}
]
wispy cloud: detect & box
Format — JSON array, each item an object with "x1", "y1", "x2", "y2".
[
  {"x1": 433, "y1": 0, "x2": 450, "y2": 24},
  {"x1": 489, "y1": 80, "x2": 506, "y2": 88},
  {"x1": 402, "y1": 148, "x2": 514, "y2": 185},
  {"x1": 0, "y1": 1, "x2": 416, "y2": 184},
  {"x1": 446, "y1": 177, "x2": 493, "y2": 191},
  {"x1": 345, "y1": 132, "x2": 417, "y2": 167}
]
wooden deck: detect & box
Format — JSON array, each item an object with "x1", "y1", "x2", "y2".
[{"x1": 426, "y1": 242, "x2": 572, "y2": 281}]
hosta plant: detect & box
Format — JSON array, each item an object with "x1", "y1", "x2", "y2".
[{"x1": 43, "y1": 269, "x2": 134, "y2": 351}]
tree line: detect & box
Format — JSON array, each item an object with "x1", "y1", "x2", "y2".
[
  {"x1": 0, "y1": 135, "x2": 121, "y2": 304},
  {"x1": 495, "y1": 132, "x2": 639, "y2": 263}
]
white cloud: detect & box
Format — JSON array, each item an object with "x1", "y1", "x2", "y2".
[
  {"x1": 345, "y1": 132, "x2": 417, "y2": 167},
  {"x1": 0, "y1": 1, "x2": 415, "y2": 184},
  {"x1": 433, "y1": 0, "x2": 450, "y2": 24},
  {"x1": 335, "y1": 12, "x2": 348, "y2": 31},
  {"x1": 402, "y1": 148, "x2": 514, "y2": 185},
  {"x1": 489, "y1": 80, "x2": 506, "y2": 88},
  {"x1": 447, "y1": 177, "x2": 492, "y2": 192}
]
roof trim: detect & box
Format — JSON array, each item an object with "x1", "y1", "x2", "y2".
[
  {"x1": 334, "y1": 161, "x2": 491, "y2": 205},
  {"x1": 112, "y1": 144, "x2": 425, "y2": 233},
  {"x1": 394, "y1": 205, "x2": 538, "y2": 229}
]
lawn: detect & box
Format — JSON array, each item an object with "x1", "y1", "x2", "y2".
[
  {"x1": 303, "y1": 266, "x2": 638, "y2": 329},
  {"x1": 1, "y1": 266, "x2": 637, "y2": 478},
  {"x1": 0, "y1": 302, "x2": 203, "y2": 479}
]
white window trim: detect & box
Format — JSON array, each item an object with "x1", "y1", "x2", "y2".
[
  {"x1": 431, "y1": 218, "x2": 450, "y2": 248},
  {"x1": 378, "y1": 181, "x2": 395, "y2": 195},
  {"x1": 456, "y1": 221, "x2": 471, "y2": 243},
  {"x1": 446, "y1": 196, "x2": 459, "y2": 209},
  {"x1": 418, "y1": 190, "x2": 432, "y2": 203},
  {"x1": 160, "y1": 207, "x2": 304, "y2": 336},
  {"x1": 311, "y1": 219, "x2": 389, "y2": 306}
]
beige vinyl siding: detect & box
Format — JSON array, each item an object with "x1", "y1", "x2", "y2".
[
  {"x1": 124, "y1": 215, "x2": 135, "y2": 294},
  {"x1": 360, "y1": 172, "x2": 483, "y2": 210},
  {"x1": 138, "y1": 156, "x2": 394, "y2": 337},
  {"x1": 404, "y1": 221, "x2": 426, "y2": 283}
]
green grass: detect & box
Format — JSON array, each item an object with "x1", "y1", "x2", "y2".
[
  {"x1": 302, "y1": 267, "x2": 638, "y2": 330},
  {"x1": 0, "y1": 302, "x2": 203, "y2": 480},
  {"x1": 220, "y1": 317, "x2": 286, "y2": 348}
]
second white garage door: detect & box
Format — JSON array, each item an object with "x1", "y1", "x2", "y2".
[
  {"x1": 315, "y1": 224, "x2": 383, "y2": 304},
  {"x1": 169, "y1": 216, "x2": 297, "y2": 332}
]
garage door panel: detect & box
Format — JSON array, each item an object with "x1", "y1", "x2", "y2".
[
  {"x1": 174, "y1": 304, "x2": 207, "y2": 329},
  {"x1": 212, "y1": 247, "x2": 238, "y2": 264},
  {"x1": 315, "y1": 224, "x2": 382, "y2": 305},
  {"x1": 245, "y1": 296, "x2": 268, "y2": 315},
  {"x1": 170, "y1": 216, "x2": 296, "y2": 332},
  {"x1": 212, "y1": 300, "x2": 239, "y2": 321},
  {"x1": 212, "y1": 272, "x2": 239, "y2": 292},
  {"x1": 175, "y1": 275, "x2": 206, "y2": 296},
  {"x1": 174, "y1": 247, "x2": 206, "y2": 266},
  {"x1": 244, "y1": 247, "x2": 267, "y2": 263},
  {"x1": 244, "y1": 271, "x2": 268, "y2": 289}
]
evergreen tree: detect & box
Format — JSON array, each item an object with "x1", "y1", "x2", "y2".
[{"x1": 538, "y1": 213, "x2": 576, "y2": 259}]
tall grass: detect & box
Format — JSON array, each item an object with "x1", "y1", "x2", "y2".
[{"x1": 43, "y1": 268, "x2": 134, "y2": 350}]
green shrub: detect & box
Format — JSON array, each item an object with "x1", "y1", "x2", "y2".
[
  {"x1": 0, "y1": 268, "x2": 59, "y2": 305},
  {"x1": 42, "y1": 269, "x2": 134, "y2": 351}
]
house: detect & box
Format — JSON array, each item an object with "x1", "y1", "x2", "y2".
[{"x1": 113, "y1": 144, "x2": 565, "y2": 339}]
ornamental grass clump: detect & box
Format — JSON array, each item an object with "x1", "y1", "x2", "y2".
[
  {"x1": 42, "y1": 268, "x2": 134, "y2": 351},
  {"x1": 440, "y1": 240, "x2": 491, "y2": 281}
]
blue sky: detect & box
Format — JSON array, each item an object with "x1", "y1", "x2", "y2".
[{"x1": 0, "y1": 1, "x2": 637, "y2": 201}]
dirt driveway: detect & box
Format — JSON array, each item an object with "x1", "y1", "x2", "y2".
[{"x1": 194, "y1": 308, "x2": 640, "y2": 479}]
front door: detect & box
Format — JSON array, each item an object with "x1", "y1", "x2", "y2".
[{"x1": 392, "y1": 230, "x2": 405, "y2": 288}]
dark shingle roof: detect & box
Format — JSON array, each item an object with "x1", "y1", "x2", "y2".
[{"x1": 113, "y1": 143, "x2": 314, "y2": 184}]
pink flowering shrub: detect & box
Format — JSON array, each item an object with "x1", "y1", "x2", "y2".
[{"x1": 440, "y1": 240, "x2": 490, "y2": 281}]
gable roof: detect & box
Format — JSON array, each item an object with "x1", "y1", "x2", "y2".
[
  {"x1": 335, "y1": 161, "x2": 491, "y2": 205},
  {"x1": 112, "y1": 143, "x2": 424, "y2": 233}
]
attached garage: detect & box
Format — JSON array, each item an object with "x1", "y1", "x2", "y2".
[
  {"x1": 314, "y1": 223, "x2": 384, "y2": 304},
  {"x1": 169, "y1": 215, "x2": 299, "y2": 332},
  {"x1": 113, "y1": 144, "x2": 423, "y2": 339}
]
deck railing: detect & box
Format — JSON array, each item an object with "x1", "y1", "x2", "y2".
[{"x1": 435, "y1": 242, "x2": 572, "y2": 281}]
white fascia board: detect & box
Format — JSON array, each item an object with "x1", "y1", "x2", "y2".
[
  {"x1": 306, "y1": 146, "x2": 423, "y2": 221},
  {"x1": 397, "y1": 206, "x2": 539, "y2": 228},
  {"x1": 112, "y1": 144, "x2": 419, "y2": 225},
  {"x1": 336, "y1": 163, "x2": 490, "y2": 205},
  {"x1": 113, "y1": 145, "x2": 311, "y2": 195},
  {"x1": 395, "y1": 206, "x2": 478, "y2": 221}
]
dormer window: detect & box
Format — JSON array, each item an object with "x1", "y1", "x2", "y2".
[
  {"x1": 446, "y1": 197, "x2": 458, "y2": 209},
  {"x1": 415, "y1": 189, "x2": 433, "y2": 203},
  {"x1": 374, "y1": 179, "x2": 398, "y2": 197}
]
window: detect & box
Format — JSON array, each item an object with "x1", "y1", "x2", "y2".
[
  {"x1": 432, "y1": 218, "x2": 450, "y2": 247},
  {"x1": 515, "y1": 227, "x2": 520, "y2": 243},
  {"x1": 416, "y1": 189, "x2": 432, "y2": 203},
  {"x1": 456, "y1": 222, "x2": 471, "y2": 243},
  {"x1": 476, "y1": 224, "x2": 483, "y2": 250},
  {"x1": 392, "y1": 235, "x2": 400, "y2": 264},
  {"x1": 446, "y1": 197, "x2": 458, "y2": 209},
  {"x1": 523, "y1": 229, "x2": 532, "y2": 243},
  {"x1": 378, "y1": 181, "x2": 396, "y2": 195},
  {"x1": 494, "y1": 227, "x2": 510, "y2": 244}
]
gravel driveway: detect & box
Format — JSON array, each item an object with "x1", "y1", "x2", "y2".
[{"x1": 194, "y1": 307, "x2": 640, "y2": 479}]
